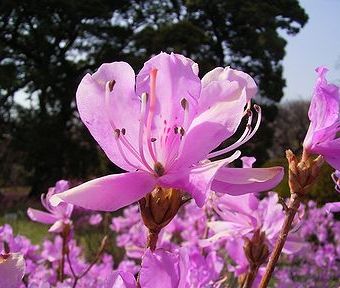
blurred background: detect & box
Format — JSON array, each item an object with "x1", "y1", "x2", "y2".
[{"x1": 1, "y1": 0, "x2": 339, "y2": 210}]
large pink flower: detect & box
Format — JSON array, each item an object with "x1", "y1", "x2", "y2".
[
  {"x1": 51, "y1": 53, "x2": 283, "y2": 211},
  {"x1": 303, "y1": 67, "x2": 340, "y2": 169}
]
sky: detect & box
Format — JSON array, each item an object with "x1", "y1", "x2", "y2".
[{"x1": 282, "y1": 0, "x2": 340, "y2": 102}]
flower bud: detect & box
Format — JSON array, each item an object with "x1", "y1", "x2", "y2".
[
  {"x1": 243, "y1": 230, "x2": 269, "y2": 268},
  {"x1": 286, "y1": 149, "x2": 324, "y2": 196},
  {"x1": 139, "y1": 187, "x2": 183, "y2": 232}
]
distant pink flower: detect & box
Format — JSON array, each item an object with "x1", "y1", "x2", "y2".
[
  {"x1": 89, "y1": 213, "x2": 103, "y2": 225},
  {"x1": 27, "y1": 180, "x2": 73, "y2": 233},
  {"x1": 303, "y1": 67, "x2": 340, "y2": 169},
  {"x1": 51, "y1": 53, "x2": 283, "y2": 211},
  {"x1": 202, "y1": 193, "x2": 303, "y2": 277},
  {"x1": 0, "y1": 252, "x2": 25, "y2": 288}
]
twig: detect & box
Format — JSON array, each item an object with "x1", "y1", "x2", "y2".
[
  {"x1": 68, "y1": 235, "x2": 108, "y2": 288},
  {"x1": 258, "y1": 193, "x2": 300, "y2": 288},
  {"x1": 242, "y1": 265, "x2": 259, "y2": 288}
]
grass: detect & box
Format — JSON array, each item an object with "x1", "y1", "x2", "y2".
[
  {"x1": 0, "y1": 211, "x2": 125, "y2": 263},
  {"x1": 0, "y1": 214, "x2": 48, "y2": 244}
]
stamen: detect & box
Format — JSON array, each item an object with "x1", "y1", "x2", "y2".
[
  {"x1": 208, "y1": 105, "x2": 262, "y2": 159},
  {"x1": 171, "y1": 98, "x2": 190, "y2": 165},
  {"x1": 181, "y1": 98, "x2": 188, "y2": 110},
  {"x1": 115, "y1": 134, "x2": 140, "y2": 169},
  {"x1": 108, "y1": 80, "x2": 116, "y2": 92},
  {"x1": 145, "y1": 68, "x2": 158, "y2": 163},
  {"x1": 138, "y1": 92, "x2": 154, "y2": 173},
  {"x1": 114, "y1": 129, "x2": 120, "y2": 139},
  {"x1": 179, "y1": 127, "x2": 185, "y2": 137},
  {"x1": 331, "y1": 172, "x2": 340, "y2": 193},
  {"x1": 121, "y1": 128, "x2": 126, "y2": 135}
]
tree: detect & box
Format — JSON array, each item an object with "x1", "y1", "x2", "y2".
[{"x1": 0, "y1": 0, "x2": 308, "y2": 194}]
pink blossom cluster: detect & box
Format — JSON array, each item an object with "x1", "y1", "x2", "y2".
[
  {"x1": 276, "y1": 201, "x2": 340, "y2": 287},
  {"x1": 1, "y1": 192, "x2": 339, "y2": 287}
]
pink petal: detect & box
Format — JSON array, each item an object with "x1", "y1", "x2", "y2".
[
  {"x1": 200, "y1": 221, "x2": 253, "y2": 247},
  {"x1": 241, "y1": 156, "x2": 256, "y2": 168},
  {"x1": 107, "y1": 271, "x2": 137, "y2": 288},
  {"x1": 50, "y1": 172, "x2": 156, "y2": 212},
  {"x1": 313, "y1": 138, "x2": 340, "y2": 170},
  {"x1": 48, "y1": 220, "x2": 65, "y2": 233},
  {"x1": 140, "y1": 249, "x2": 180, "y2": 288},
  {"x1": 0, "y1": 253, "x2": 25, "y2": 287},
  {"x1": 27, "y1": 208, "x2": 57, "y2": 224},
  {"x1": 201, "y1": 67, "x2": 257, "y2": 101},
  {"x1": 215, "y1": 193, "x2": 259, "y2": 218},
  {"x1": 160, "y1": 151, "x2": 241, "y2": 207},
  {"x1": 303, "y1": 67, "x2": 340, "y2": 150},
  {"x1": 76, "y1": 62, "x2": 141, "y2": 171},
  {"x1": 136, "y1": 52, "x2": 201, "y2": 165},
  {"x1": 212, "y1": 167, "x2": 284, "y2": 196},
  {"x1": 324, "y1": 202, "x2": 340, "y2": 213},
  {"x1": 54, "y1": 180, "x2": 70, "y2": 193},
  {"x1": 174, "y1": 83, "x2": 247, "y2": 168},
  {"x1": 283, "y1": 234, "x2": 305, "y2": 254}
]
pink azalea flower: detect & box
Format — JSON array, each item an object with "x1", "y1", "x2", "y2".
[
  {"x1": 204, "y1": 193, "x2": 303, "y2": 252},
  {"x1": 303, "y1": 67, "x2": 340, "y2": 169},
  {"x1": 27, "y1": 180, "x2": 73, "y2": 233},
  {"x1": 202, "y1": 192, "x2": 303, "y2": 282},
  {"x1": 51, "y1": 52, "x2": 283, "y2": 211},
  {"x1": 0, "y1": 252, "x2": 25, "y2": 288}
]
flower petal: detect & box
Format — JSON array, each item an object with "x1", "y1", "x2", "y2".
[
  {"x1": 324, "y1": 202, "x2": 340, "y2": 213},
  {"x1": 136, "y1": 52, "x2": 201, "y2": 165},
  {"x1": 201, "y1": 67, "x2": 257, "y2": 101},
  {"x1": 50, "y1": 172, "x2": 156, "y2": 212},
  {"x1": 27, "y1": 208, "x2": 58, "y2": 224},
  {"x1": 106, "y1": 271, "x2": 137, "y2": 288},
  {"x1": 76, "y1": 62, "x2": 141, "y2": 171},
  {"x1": 174, "y1": 84, "x2": 247, "y2": 168},
  {"x1": 160, "y1": 151, "x2": 241, "y2": 207},
  {"x1": 0, "y1": 253, "x2": 25, "y2": 288},
  {"x1": 48, "y1": 220, "x2": 65, "y2": 233},
  {"x1": 140, "y1": 249, "x2": 180, "y2": 288},
  {"x1": 313, "y1": 138, "x2": 340, "y2": 170},
  {"x1": 212, "y1": 167, "x2": 284, "y2": 196},
  {"x1": 303, "y1": 67, "x2": 340, "y2": 150}
]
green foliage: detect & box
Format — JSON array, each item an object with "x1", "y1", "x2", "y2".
[
  {"x1": 263, "y1": 158, "x2": 340, "y2": 205},
  {"x1": 0, "y1": 215, "x2": 48, "y2": 244}
]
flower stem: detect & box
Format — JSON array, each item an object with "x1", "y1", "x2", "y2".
[
  {"x1": 258, "y1": 194, "x2": 301, "y2": 288},
  {"x1": 242, "y1": 265, "x2": 259, "y2": 288},
  {"x1": 146, "y1": 230, "x2": 159, "y2": 251},
  {"x1": 67, "y1": 235, "x2": 108, "y2": 288},
  {"x1": 59, "y1": 230, "x2": 68, "y2": 282}
]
